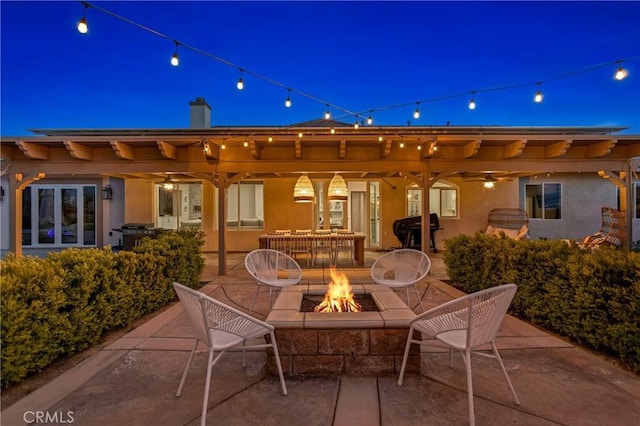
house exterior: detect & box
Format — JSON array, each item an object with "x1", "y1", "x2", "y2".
[{"x1": 1, "y1": 97, "x2": 639, "y2": 273}]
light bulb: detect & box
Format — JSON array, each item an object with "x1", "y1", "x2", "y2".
[
  {"x1": 285, "y1": 89, "x2": 292, "y2": 107},
  {"x1": 378, "y1": 135, "x2": 383, "y2": 142},
  {"x1": 77, "y1": 17, "x2": 88, "y2": 34},
  {"x1": 298, "y1": 132, "x2": 303, "y2": 138},
  {"x1": 243, "y1": 140, "x2": 248, "y2": 147},
  {"x1": 324, "y1": 110, "x2": 331, "y2": 120},
  {"x1": 400, "y1": 141, "x2": 405, "y2": 148},
  {"x1": 237, "y1": 77, "x2": 244, "y2": 90},
  {"x1": 367, "y1": 115, "x2": 373, "y2": 125},
  {"x1": 354, "y1": 121, "x2": 359, "y2": 130},
  {"x1": 221, "y1": 143, "x2": 226, "y2": 149},
  {"x1": 268, "y1": 136, "x2": 273, "y2": 142},
  {"x1": 330, "y1": 127, "x2": 336, "y2": 134},
  {"x1": 534, "y1": 90, "x2": 543, "y2": 103},
  {"x1": 77, "y1": 4, "x2": 89, "y2": 34},
  {"x1": 413, "y1": 103, "x2": 420, "y2": 119},
  {"x1": 417, "y1": 144, "x2": 422, "y2": 150},
  {"x1": 615, "y1": 66, "x2": 628, "y2": 81},
  {"x1": 468, "y1": 98, "x2": 476, "y2": 110},
  {"x1": 170, "y1": 52, "x2": 179, "y2": 66}
]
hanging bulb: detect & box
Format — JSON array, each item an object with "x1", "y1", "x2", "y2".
[
  {"x1": 468, "y1": 92, "x2": 476, "y2": 110},
  {"x1": 400, "y1": 141, "x2": 405, "y2": 148},
  {"x1": 417, "y1": 144, "x2": 422, "y2": 150},
  {"x1": 330, "y1": 127, "x2": 336, "y2": 134},
  {"x1": 367, "y1": 112, "x2": 373, "y2": 125},
  {"x1": 268, "y1": 135, "x2": 273, "y2": 142},
  {"x1": 413, "y1": 102, "x2": 420, "y2": 119},
  {"x1": 243, "y1": 139, "x2": 249, "y2": 147},
  {"x1": 77, "y1": 3, "x2": 89, "y2": 34},
  {"x1": 170, "y1": 42, "x2": 179, "y2": 67},
  {"x1": 615, "y1": 61, "x2": 628, "y2": 80},
  {"x1": 298, "y1": 132, "x2": 303, "y2": 138},
  {"x1": 534, "y1": 82, "x2": 543, "y2": 103},
  {"x1": 324, "y1": 106, "x2": 331, "y2": 120},
  {"x1": 221, "y1": 142, "x2": 226, "y2": 150},
  {"x1": 378, "y1": 134, "x2": 383, "y2": 142},
  {"x1": 236, "y1": 70, "x2": 244, "y2": 90},
  {"x1": 354, "y1": 121, "x2": 359, "y2": 130},
  {"x1": 285, "y1": 89, "x2": 292, "y2": 107}
]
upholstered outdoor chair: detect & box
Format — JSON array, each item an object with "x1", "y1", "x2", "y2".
[
  {"x1": 172, "y1": 282, "x2": 288, "y2": 426},
  {"x1": 370, "y1": 249, "x2": 431, "y2": 311},
  {"x1": 398, "y1": 284, "x2": 520, "y2": 426},
  {"x1": 244, "y1": 249, "x2": 303, "y2": 313}
]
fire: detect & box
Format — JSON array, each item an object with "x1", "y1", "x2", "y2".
[{"x1": 314, "y1": 267, "x2": 362, "y2": 313}]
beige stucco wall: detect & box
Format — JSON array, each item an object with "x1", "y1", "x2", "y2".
[{"x1": 124, "y1": 179, "x2": 154, "y2": 224}]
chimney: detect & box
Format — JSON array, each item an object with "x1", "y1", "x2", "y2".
[{"x1": 189, "y1": 97, "x2": 211, "y2": 128}]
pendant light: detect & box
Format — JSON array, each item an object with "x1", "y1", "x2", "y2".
[
  {"x1": 328, "y1": 173, "x2": 348, "y2": 202},
  {"x1": 293, "y1": 174, "x2": 315, "y2": 203}
]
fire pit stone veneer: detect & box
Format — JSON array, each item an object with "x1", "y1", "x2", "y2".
[{"x1": 265, "y1": 284, "x2": 421, "y2": 376}]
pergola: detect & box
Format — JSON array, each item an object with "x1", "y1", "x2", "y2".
[{"x1": 2, "y1": 123, "x2": 639, "y2": 273}]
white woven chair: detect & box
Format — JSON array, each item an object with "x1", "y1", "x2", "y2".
[
  {"x1": 244, "y1": 249, "x2": 303, "y2": 313},
  {"x1": 370, "y1": 249, "x2": 431, "y2": 311},
  {"x1": 172, "y1": 282, "x2": 287, "y2": 426},
  {"x1": 398, "y1": 284, "x2": 520, "y2": 426}
]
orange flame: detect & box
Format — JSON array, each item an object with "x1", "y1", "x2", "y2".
[{"x1": 314, "y1": 267, "x2": 362, "y2": 313}]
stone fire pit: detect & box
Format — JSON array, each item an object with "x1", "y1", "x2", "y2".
[{"x1": 265, "y1": 283, "x2": 420, "y2": 376}]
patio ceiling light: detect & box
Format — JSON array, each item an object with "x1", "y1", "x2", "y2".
[
  {"x1": 328, "y1": 173, "x2": 348, "y2": 202},
  {"x1": 293, "y1": 174, "x2": 315, "y2": 203}
]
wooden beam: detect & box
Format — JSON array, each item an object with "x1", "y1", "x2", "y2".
[
  {"x1": 462, "y1": 140, "x2": 481, "y2": 158},
  {"x1": 545, "y1": 140, "x2": 572, "y2": 158},
  {"x1": 110, "y1": 141, "x2": 135, "y2": 160},
  {"x1": 339, "y1": 140, "x2": 346, "y2": 159},
  {"x1": 16, "y1": 141, "x2": 49, "y2": 160},
  {"x1": 249, "y1": 139, "x2": 259, "y2": 159},
  {"x1": 157, "y1": 141, "x2": 176, "y2": 159},
  {"x1": 203, "y1": 141, "x2": 219, "y2": 161},
  {"x1": 587, "y1": 139, "x2": 617, "y2": 158},
  {"x1": 295, "y1": 139, "x2": 301, "y2": 159},
  {"x1": 381, "y1": 140, "x2": 392, "y2": 158},
  {"x1": 16, "y1": 172, "x2": 46, "y2": 190},
  {"x1": 504, "y1": 139, "x2": 527, "y2": 158},
  {"x1": 598, "y1": 170, "x2": 625, "y2": 189},
  {"x1": 63, "y1": 141, "x2": 92, "y2": 160}
]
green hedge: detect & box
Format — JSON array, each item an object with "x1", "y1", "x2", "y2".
[
  {"x1": 0, "y1": 229, "x2": 204, "y2": 388},
  {"x1": 443, "y1": 234, "x2": 640, "y2": 373}
]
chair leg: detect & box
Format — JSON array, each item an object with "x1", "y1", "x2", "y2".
[
  {"x1": 412, "y1": 284, "x2": 425, "y2": 312},
  {"x1": 397, "y1": 327, "x2": 415, "y2": 386},
  {"x1": 461, "y1": 349, "x2": 476, "y2": 426},
  {"x1": 201, "y1": 349, "x2": 226, "y2": 426},
  {"x1": 176, "y1": 339, "x2": 199, "y2": 397},
  {"x1": 249, "y1": 283, "x2": 262, "y2": 314},
  {"x1": 269, "y1": 331, "x2": 288, "y2": 396},
  {"x1": 491, "y1": 342, "x2": 520, "y2": 405}
]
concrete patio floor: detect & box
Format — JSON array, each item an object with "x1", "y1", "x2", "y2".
[{"x1": 2, "y1": 251, "x2": 639, "y2": 425}]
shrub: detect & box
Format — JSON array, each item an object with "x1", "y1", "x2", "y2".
[
  {"x1": 0, "y1": 230, "x2": 205, "y2": 388},
  {"x1": 443, "y1": 235, "x2": 640, "y2": 373}
]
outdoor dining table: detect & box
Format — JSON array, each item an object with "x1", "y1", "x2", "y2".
[{"x1": 258, "y1": 232, "x2": 367, "y2": 266}]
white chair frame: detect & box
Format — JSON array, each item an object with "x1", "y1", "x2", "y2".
[
  {"x1": 244, "y1": 249, "x2": 303, "y2": 313},
  {"x1": 173, "y1": 282, "x2": 287, "y2": 426},
  {"x1": 370, "y1": 249, "x2": 431, "y2": 311},
  {"x1": 398, "y1": 284, "x2": 520, "y2": 426}
]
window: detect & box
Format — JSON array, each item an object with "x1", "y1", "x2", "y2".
[
  {"x1": 407, "y1": 181, "x2": 458, "y2": 218},
  {"x1": 227, "y1": 181, "x2": 264, "y2": 230},
  {"x1": 525, "y1": 183, "x2": 561, "y2": 219},
  {"x1": 22, "y1": 184, "x2": 96, "y2": 246}
]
